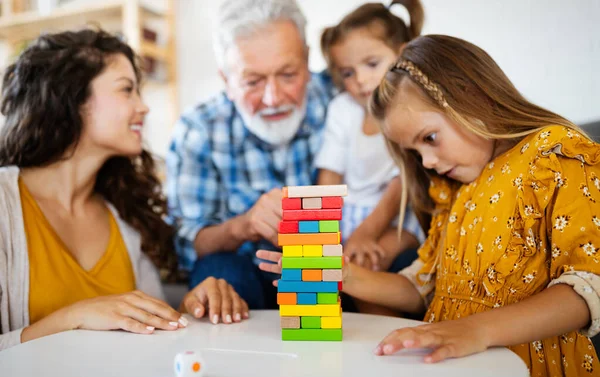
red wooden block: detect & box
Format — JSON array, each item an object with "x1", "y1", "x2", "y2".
[
  {"x1": 282, "y1": 198, "x2": 302, "y2": 210},
  {"x1": 282, "y1": 209, "x2": 342, "y2": 221},
  {"x1": 278, "y1": 221, "x2": 299, "y2": 234},
  {"x1": 322, "y1": 196, "x2": 343, "y2": 209},
  {"x1": 338, "y1": 281, "x2": 343, "y2": 291}
]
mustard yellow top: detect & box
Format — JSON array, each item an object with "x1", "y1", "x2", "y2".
[
  {"x1": 410, "y1": 126, "x2": 600, "y2": 376},
  {"x1": 20, "y1": 178, "x2": 136, "y2": 325}
]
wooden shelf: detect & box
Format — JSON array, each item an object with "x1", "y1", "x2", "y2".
[{"x1": 0, "y1": 0, "x2": 165, "y2": 41}]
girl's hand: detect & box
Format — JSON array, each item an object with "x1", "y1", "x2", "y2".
[
  {"x1": 256, "y1": 249, "x2": 350, "y2": 287},
  {"x1": 70, "y1": 290, "x2": 188, "y2": 334},
  {"x1": 345, "y1": 231, "x2": 386, "y2": 271},
  {"x1": 182, "y1": 277, "x2": 250, "y2": 324},
  {"x1": 374, "y1": 317, "x2": 491, "y2": 363}
]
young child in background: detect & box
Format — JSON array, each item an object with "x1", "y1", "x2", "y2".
[
  {"x1": 316, "y1": 0, "x2": 426, "y2": 275},
  {"x1": 260, "y1": 34, "x2": 600, "y2": 376}
]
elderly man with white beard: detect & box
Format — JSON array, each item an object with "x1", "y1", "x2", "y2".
[{"x1": 166, "y1": 0, "x2": 335, "y2": 312}]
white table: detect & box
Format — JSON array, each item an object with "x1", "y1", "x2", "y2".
[{"x1": 0, "y1": 310, "x2": 528, "y2": 377}]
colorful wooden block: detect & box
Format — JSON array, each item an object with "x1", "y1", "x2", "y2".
[
  {"x1": 282, "y1": 245, "x2": 303, "y2": 257},
  {"x1": 322, "y1": 244, "x2": 343, "y2": 256},
  {"x1": 321, "y1": 196, "x2": 343, "y2": 209},
  {"x1": 302, "y1": 245, "x2": 322, "y2": 257},
  {"x1": 282, "y1": 209, "x2": 342, "y2": 221},
  {"x1": 302, "y1": 197, "x2": 322, "y2": 209},
  {"x1": 281, "y1": 269, "x2": 302, "y2": 281},
  {"x1": 321, "y1": 316, "x2": 342, "y2": 329},
  {"x1": 317, "y1": 292, "x2": 339, "y2": 304},
  {"x1": 296, "y1": 293, "x2": 317, "y2": 305},
  {"x1": 278, "y1": 232, "x2": 340, "y2": 246},
  {"x1": 286, "y1": 185, "x2": 348, "y2": 198},
  {"x1": 281, "y1": 257, "x2": 342, "y2": 269},
  {"x1": 278, "y1": 281, "x2": 339, "y2": 293},
  {"x1": 322, "y1": 269, "x2": 342, "y2": 282},
  {"x1": 281, "y1": 329, "x2": 342, "y2": 341},
  {"x1": 279, "y1": 303, "x2": 341, "y2": 316},
  {"x1": 298, "y1": 221, "x2": 319, "y2": 233},
  {"x1": 338, "y1": 281, "x2": 343, "y2": 291},
  {"x1": 278, "y1": 221, "x2": 299, "y2": 234},
  {"x1": 277, "y1": 292, "x2": 297, "y2": 305},
  {"x1": 281, "y1": 316, "x2": 300, "y2": 329},
  {"x1": 282, "y1": 197, "x2": 302, "y2": 210},
  {"x1": 301, "y1": 316, "x2": 321, "y2": 329},
  {"x1": 302, "y1": 269, "x2": 322, "y2": 281},
  {"x1": 319, "y1": 220, "x2": 339, "y2": 233}
]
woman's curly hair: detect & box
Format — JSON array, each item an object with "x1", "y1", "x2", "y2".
[{"x1": 0, "y1": 28, "x2": 177, "y2": 278}]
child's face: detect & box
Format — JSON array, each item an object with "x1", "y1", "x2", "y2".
[
  {"x1": 79, "y1": 53, "x2": 149, "y2": 158},
  {"x1": 383, "y1": 80, "x2": 495, "y2": 184},
  {"x1": 330, "y1": 28, "x2": 399, "y2": 108}
]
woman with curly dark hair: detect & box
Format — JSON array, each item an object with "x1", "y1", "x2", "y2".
[{"x1": 0, "y1": 28, "x2": 248, "y2": 351}]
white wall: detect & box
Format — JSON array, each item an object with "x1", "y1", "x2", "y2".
[{"x1": 176, "y1": 0, "x2": 600, "y2": 130}]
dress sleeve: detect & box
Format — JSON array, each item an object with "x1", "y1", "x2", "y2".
[{"x1": 314, "y1": 95, "x2": 352, "y2": 175}]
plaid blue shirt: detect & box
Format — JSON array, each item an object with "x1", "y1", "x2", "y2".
[{"x1": 167, "y1": 72, "x2": 335, "y2": 270}]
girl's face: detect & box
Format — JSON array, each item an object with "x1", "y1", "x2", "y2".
[
  {"x1": 330, "y1": 28, "x2": 400, "y2": 108},
  {"x1": 80, "y1": 53, "x2": 149, "y2": 158},
  {"x1": 383, "y1": 79, "x2": 495, "y2": 184}
]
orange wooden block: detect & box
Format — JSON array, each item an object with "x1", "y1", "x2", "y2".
[
  {"x1": 302, "y1": 269, "x2": 322, "y2": 281},
  {"x1": 278, "y1": 232, "x2": 340, "y2": 246},
  {"x1": 282, "y1": 187, "x2": 288, "y2": 198},
  {"x1": 277, "y1": 293, "x2": 297, "y2": 305}
]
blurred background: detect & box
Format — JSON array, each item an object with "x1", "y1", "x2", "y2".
[{"x1": 0, "y1": 0, "x2": 598, "y2": 160}]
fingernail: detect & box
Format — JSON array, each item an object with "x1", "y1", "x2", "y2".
[
  {"x1": 424, "y1": 356, "x2": 433, "y2": 363},
  {"x1": 235, "y1": 313, "x2": 241, "y2": 322},
  {"x1": 373, "y1": 345, "x2": 382, "y2": 355},
  {"x1": 194, "y1": 308, "x2": 201, "y2": 317},
  {"x1": 383, "y1": 344, "x2": 394, "y2": 354},
  {"x1": 178, "y1": 317, "x2": 189, "y2": 327},
  {"x1": 225, "y1": 314, "x2": 232, "y2": 323},
  {"x1": 169, "y1": 321, "x2": 179, "y2": 328},
  {"x1": 146, "y1": 326, "x2": 155, "y2": 331},
  {"x1": 212, "y1": 314, "x2": 219, "y2": 324},
  {"x1": 244, "y1": 312, "x2": 249, "y2": 319}
]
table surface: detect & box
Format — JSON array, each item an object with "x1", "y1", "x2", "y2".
[{"x1": 0, "y1": 310, "x2": 528, "y2": 377}]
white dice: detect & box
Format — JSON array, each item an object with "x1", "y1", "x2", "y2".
[{"x1": 174, "y1": 351, "x2": 206, "y2": 377}]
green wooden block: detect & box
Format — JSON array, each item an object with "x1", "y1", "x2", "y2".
[
  {"x1": 282, "y1": 329, "x2": 343, "y2": 341},
  {"x1": 281, "y1": 257, "x2": 342, "y2": 269},
  {"x1": 319, "y1": 220, "x2": 339, "y2": 233},
  {"x1": 317, "y1": 292, "x2": 339, "y2": 304},
  {"x1": 301, "y1": 316, "x2": 321, "y2": 329}
]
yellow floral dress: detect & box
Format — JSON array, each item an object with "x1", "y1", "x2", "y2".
[{"x1": 402, "y1": 126, "x2": 600, "y2": 376}]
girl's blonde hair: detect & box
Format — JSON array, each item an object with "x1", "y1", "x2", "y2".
[
  {"x1": 320, "y1": 0, "x2": 424, "y2": 88},
  {"x1": 369, "y1": 34, "x2": 582, "y2": 235}
]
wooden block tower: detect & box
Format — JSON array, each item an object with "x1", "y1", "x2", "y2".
[{"x1": 277, "y1": 185, "x2": 347, "y2": 341}]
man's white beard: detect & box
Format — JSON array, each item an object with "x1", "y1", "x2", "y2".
[{"x1": 239, "y1": 102, "x2": 307, "y2": 146}]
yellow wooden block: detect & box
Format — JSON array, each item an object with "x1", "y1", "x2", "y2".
[
  {"x1": 282, "y1": 245, "x2": 303, "y2": 257},
  {"x1": 321, "y1": 316, "x2": 342, "y2": 329},
  {"x1": 279, "y1": 303, "x2": 341, "y2": 317},
  {"x1": 303, "y1": 245, "x2": 322, "y2": 257}
]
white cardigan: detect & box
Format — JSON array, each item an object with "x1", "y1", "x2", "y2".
[{"x1": 0, "y1": 166, "x2": 165, "y2": 351}]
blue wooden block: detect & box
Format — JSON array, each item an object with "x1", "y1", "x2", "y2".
[
  {"x1": 297, "y1": 293, "x2": 317, "y2": 305},
  {"x1": 299, "y1": 221, "x2": 319, "y2": 233},
  {"x1": 281, "y1": 269, "x2": 302, "y2": 281},
  {"x1": 278, "y1": 281, "x2": 339, "y2": 293}
]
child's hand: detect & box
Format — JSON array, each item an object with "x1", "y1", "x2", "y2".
[
  {"x1": 373, "y1": 317, "x2": 491, "y2": 363},
  {"x1": 182, "y1": 277, "x2": 249, "y2": 324},
  {"x1": 345, "y1": 232, "x2": 386, "y2": 271},
  {"x1": 256, "y1": 249, "x2": 283, "y2": 287},
  {"x1": 256, "y1": 249, "x2": 350, "y2": 287}
]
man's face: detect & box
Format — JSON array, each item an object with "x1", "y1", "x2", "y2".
[{"x1": 222, "y1": 20, "x2": 310, "y2": 145}]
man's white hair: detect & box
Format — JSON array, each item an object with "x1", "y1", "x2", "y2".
[{"x1": 213, "y1": 0, "x2": 307, "y2": 70}]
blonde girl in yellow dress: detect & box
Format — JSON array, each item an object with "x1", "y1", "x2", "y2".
[{"x1": 258, "y1": 34, "x2": 600, "y2": 376}]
